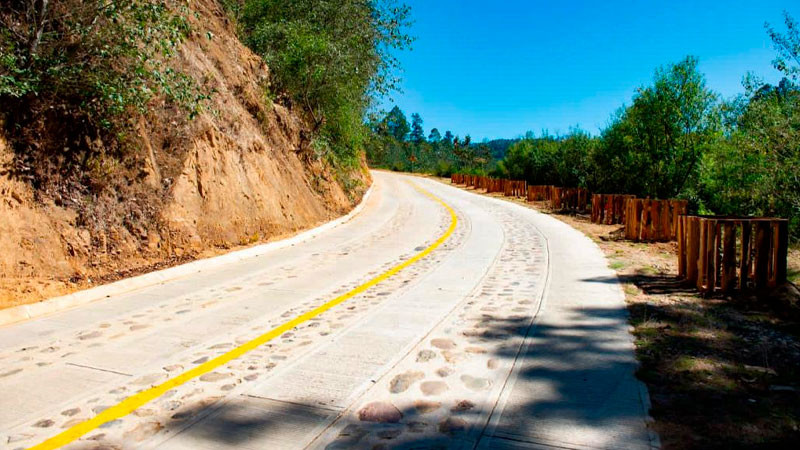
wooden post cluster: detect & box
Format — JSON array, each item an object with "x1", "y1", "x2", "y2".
[
  {"x1": 550, "y1": 187, "x2": 590, "y2": 212},
  {"x1": 502, "y1": 180, "x2": 526, "y2": 197},
  {"x1": 591, "y1": 194, "x2": 635, "y2": 225},
  {"x1": 526, "y1": 185, "x2": 554, "y2": 202},
  {"x1": 624, "y1": 199, "x2": 687, "y2": 241},
  {"x1": 486, "y1": 178, "x2": 502, "y2": 193},
  {"x1": 677, "y1": 216, "x2": 789, "y2": 293}
]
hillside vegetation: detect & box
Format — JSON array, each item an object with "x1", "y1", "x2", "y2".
[
  {"x1": 0, "y1": 0, "x2": 409, "y2": 306},
  {"x1": 367, "y1": 13, "x2": 800, "y2": 239}
]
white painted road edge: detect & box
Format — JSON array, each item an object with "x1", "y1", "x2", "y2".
[{"x1": 0, "y1": 183, "x2": 375, "y2": 327}]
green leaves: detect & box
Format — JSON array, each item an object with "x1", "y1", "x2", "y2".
[
  {"x1": 0, "y1": 0, "x2": 205, "y2": 131},
  {"x1": 233, "y1": 0, "x2": 412, "y2": 168},
  {"x1": 766, "y1": 11, "x2": 800, "y2": 82},
  {"x1": 593, "y1": 56, "x2": 718, "y2": 198}
]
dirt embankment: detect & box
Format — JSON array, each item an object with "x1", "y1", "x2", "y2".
[{"x1": 0, "y1": 0, "x2": 370, "y2": 309}]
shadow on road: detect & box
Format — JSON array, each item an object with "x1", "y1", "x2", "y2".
[{"x1": 155, "y1": 305, "x2": 651, "y2": 449}]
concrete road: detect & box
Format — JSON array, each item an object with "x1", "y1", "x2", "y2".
[{"x1": 0, "y1": 171, "x2": 657, "y2": 450}]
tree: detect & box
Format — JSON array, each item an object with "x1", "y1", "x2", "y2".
[
  {"x1": 593, "y1": 56, "x2": 717, "y2": 198},
  {"x1": 766, "y1": 11, "x2": 800, "y2": 82},
  {"x1": 428, "y1": 128, "x2": 442, "y2": 143},
  {"x1": 382, "y1": 106, "x2": 410, "y2": 141},
  {"x1": 238, "y1": 0, "x2": 412, "y2": 166},
  {"x1": 0, "y1": 0, "x2": 207, "y2": 188},
  {"x1": 443, "y1": 130, "x2": 454, "y2": 145},
  {"x1": 410, "y1": 112, "x2": 425, "y2": 144}
]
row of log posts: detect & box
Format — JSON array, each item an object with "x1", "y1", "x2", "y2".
[
  {"x1": 507, "y1": 180, "x2": 526, "y2": 197},
  {"x1": 550, "y1": 187, "x2": 590, "y2": 212},
  {"x1": 591, "y1": 194, "x2": 635, "y2": 225},
  {"x1": 624, "y1": 198, "x2": 688, "y2": 241},
  {"x1": 527, "y1": 185, "x2": 554, "y2": 202},
  {"x1": 451, "y1": 174, "x2": 792, "y2": 295},
  {"x1": 677, "y1": 216, "x2": 789, "y2": 293}
]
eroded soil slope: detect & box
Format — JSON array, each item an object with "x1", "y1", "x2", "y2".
[{"x1": 0, "y1": 0, "x2": 369, "y2": 309}]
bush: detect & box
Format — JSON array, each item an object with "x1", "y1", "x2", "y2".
[
  {"x1": 0, "y1": 0, "x2": 208, "y2": 183},
  {"x1": 233, "y1": 0, "x2": 411, "y2": 169}
]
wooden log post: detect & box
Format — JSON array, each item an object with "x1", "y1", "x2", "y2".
[
  {"x1": 754, "y1": 221, "x2": 771, "y2": 288},
  {"x1": 677, "y1": 216, "x2": 789, "y2": 295},
  {"x1": 774, "y1": 220, "x2": 789, "y2": 286},
  {"x1": 686, "y1": 216, "x2": 700, "y2": 284},
  {"x1": 720, "y1": 222, "x2": 736, "y2": 292}
]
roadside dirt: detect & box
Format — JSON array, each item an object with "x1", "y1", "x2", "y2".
[{"x1": 433, "y1": 177, "x2": 800, "y2": 449}]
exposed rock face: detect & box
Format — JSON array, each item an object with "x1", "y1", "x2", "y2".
[{"x1": 0, "y1": 0, "x2": 369, "y2": 309}]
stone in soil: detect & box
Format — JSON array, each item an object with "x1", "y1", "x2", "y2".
[
  {"x1": 77, "y1": 331, "x2": 102, "y2": 340},
  {"x1": 413, "y1": 399, "x2": 441, "y2": 414},
  {"x1": 465, "y1": 346, "x2": 487, "y2": 354},
  {"x1": 435, "y1": 366, "x2": 454, "y2": 378},
  {"x1": 358, "y1": 402, "x2": 403, "y2": 423},
  {"x1": 451, "y1": 400, "x2": 475, "y2": 412},
  {"x1": 442, "y1": 350, "x2": 465, "y2": 364},
  {"x1": 430, "y1": 338, "x2": 456, "y2": 350},
  {"x1": 389, "y1": 371, "x2": 425, "y2": 394},
  {"x1": 416, "y1": 349, "x2": 437, "y2": 362},
  {"x1": 420, "y1": 381, "x2": 449, "y2": 396},
  {"x1": 61, "y1": 408, "x2": 80, "y2": 417},
  {"x1": 461, "y1": 375, "x2": 491, "y2": 391},
  {"x1": 199, "y1": 372, "x2": 230, "y2": 382},
  {"x1": 33, "y1": 419, "x2": 54, "y2": 428}
]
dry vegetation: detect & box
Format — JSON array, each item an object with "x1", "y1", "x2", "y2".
[{"x1": 434, "y1": 177, "x2": 800, "y2": 449}]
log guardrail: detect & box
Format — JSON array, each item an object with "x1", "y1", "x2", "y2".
[
  {"x1": 624, "y1": 198, "x2": 687, "y2": 241},
  {"x1": 486, "y1": 178, "x2": 502, "y2": 193},
  {"x1": 677, "y1": 216, "x2": 789, "y2": 293},
  {"x1": 527, "y1": 185, "x2": 554, "y2": 202},
  {"x1": 503, "y1": 179, "x2": 527, "y2": 197},
  {"x1": 591, "y1": 194, "x2": 635, "y2": 225},
  {"x1": 550, "y1": 187, "x2": 590, "y2": 212}
]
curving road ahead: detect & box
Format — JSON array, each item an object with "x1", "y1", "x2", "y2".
[{"x1": 0, "y1": 171, "x2": 657, "y2": 450}]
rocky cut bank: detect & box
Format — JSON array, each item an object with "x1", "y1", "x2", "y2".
[{"x1": 0, "y1": 0, "x2": 370, "y2": 309}]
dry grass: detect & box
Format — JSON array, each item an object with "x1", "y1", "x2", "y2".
[{"x1": 433, "y1": 178, "x2": 800, "y2": 450}]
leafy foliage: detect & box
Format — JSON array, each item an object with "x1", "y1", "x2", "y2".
[
  {"x1": 234, "y1": 0, "x2": 412, "y2": 168},
  {"x1": 0, "y1": 0, "x2": 206, "y2": 128},
  {"x1": 365, "y1": 106, "x2": 509, "y2": 176},
  {"x1": 591, "y1": 57, "x2": 718, "y2": 198},
  {"x1": 0, "y1": 0, "x2": 210, "y2": 201},
  {"x1": 494, "y1": 42, "x2": 800, "y2": 237},
  {"x1": 410, "y1": 113, "x2": 425, "y2": 144}
]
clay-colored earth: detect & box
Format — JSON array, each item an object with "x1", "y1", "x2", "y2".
[{"x1": 0, "y1": 0, "x2": 369, "y2": 310}]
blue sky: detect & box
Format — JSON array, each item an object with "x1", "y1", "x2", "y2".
[{"x1": 380, "y1": 0, "x2": 799, "y2": 140}]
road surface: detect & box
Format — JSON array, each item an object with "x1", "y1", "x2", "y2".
[{"x1": 0, "y1": 171, "x2": 657, "y2": 449}]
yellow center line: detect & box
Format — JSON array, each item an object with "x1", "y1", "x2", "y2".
[{"x1": 29, "y1": 180, "x2": 458, "y2": 450}]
